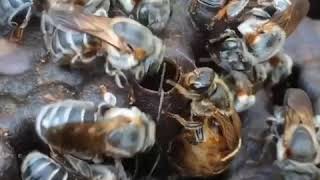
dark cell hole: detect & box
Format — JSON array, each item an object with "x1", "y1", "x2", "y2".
[
  {"x1": 140, "y1": 59, "x2": 179, "y2": 92},
  {"x1": 11, "y1": 8, "x2": 29, "y2": 26},
  {"x1": 308, "y1": 0, "x2": 320, "y2": 19}
]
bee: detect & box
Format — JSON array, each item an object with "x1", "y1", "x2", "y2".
[
  {"x1": 42, "y1": 0, "x2": 111, "y2": 14},
  {"x1": 21, "y1": 151, "x2": 118, "y2": 180},
  {"x1": 45, "y1": 6, "x2": 165, "y2": 88},
  {"x1": 209, "y1": 0, "x2": 249, "y2": 26},
  {"x1": 269, "y1": 89, "x2": 320, "y2": 163},
  {"x1": 36, "y1": 99, "x2": 156, "y2": 161},
  {"x1": 0, "y1": 0, "x2": 33, "y2": 41},
  {"x1": 168, "y1": 106, "x2": 242, "y2": 176},
  {"x1": 235, "y1": 0, "x2": 308, "y2": 64},
  {"x1": 41, "y1": 8, "x2": 108, "y2": 68},
  {"x1": 209, "y1": 20, "x2": 292, "y2": 84},
  {"x1": 116, "y1": 0, "x2": 171, "y2": 32}
]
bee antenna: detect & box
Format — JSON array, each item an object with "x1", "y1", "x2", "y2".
[
  {"x1": 147, "y1": 143, "x2": 162, "y2": 178},
  {"x1": 156, "y1": 62, "x2": 167, "y2": 122}
]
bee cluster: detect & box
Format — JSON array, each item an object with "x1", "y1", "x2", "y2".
[{"x1": 0, "y1": 0, "x2": 319, "y2": 179}]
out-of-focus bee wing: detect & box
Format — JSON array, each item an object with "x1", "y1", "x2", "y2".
[
  {"x1": 0, "y1": 39, "x2": 32, "y2": 75},
  {"x1": 272, "y1": 0, "x2": 310, "y2": 36},
  {"x1": 284, "y1": 88, "x2": 314, "y2": 127},
  {"x1": 47, "y1": 7, "x2": 128, "y2": 51}
]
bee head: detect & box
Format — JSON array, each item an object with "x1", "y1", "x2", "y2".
[
  {"x1": 287, "y1": 126, "x2": 317, "y2": 162},
  {"x1": 103, "y1": 107, "x2": 155, "y2": 157},
  {"x1": 246, "y1": 23, "x2": 286, "y2": 61},
  {"x1": 185, "y1": 67, "x2": 215, "y2": 93}
]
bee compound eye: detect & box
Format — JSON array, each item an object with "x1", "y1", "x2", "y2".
[{"x1": 107, "y1": 127, "x2": 140, "y2": 154}]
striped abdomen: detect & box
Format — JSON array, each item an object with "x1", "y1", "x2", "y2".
[
  {"x1": 21, "y1": 151, "x2": 88, "y2": 180},
  {"x1": 36, "y1": 100, "x2": 98, "y2": 145},
  {"x1": 49, "y1": 29, "x2": 102, "y2": 65}
]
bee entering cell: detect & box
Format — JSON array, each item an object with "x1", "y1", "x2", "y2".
[{"x1": 139, "y1": 59, "x2": 180, "y2": 92}]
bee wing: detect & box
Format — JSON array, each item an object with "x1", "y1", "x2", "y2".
[
  {"x1": 0, "y1": 39, "x2": 32, "y2": 75},
  {"x1": 284, "y1": 88, "x2": 314, "y2": 128},
  {"x1": 272, "y1": 0, "x2": 310, "y2": 36},
  {"x1": 47, "y1": 6, "x2": 128, "y2": 51}
]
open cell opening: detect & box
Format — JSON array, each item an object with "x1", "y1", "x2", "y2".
[{"x1": 139, "y1": 59, "x2": 180, "y2": 92}]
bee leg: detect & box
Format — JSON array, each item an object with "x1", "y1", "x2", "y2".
[
  {"x1": 63, "y1": 154, "x2": 94, "y2": 177},
  {"x1": 9, "y1": 6, "x2": 32, "y2": 42},
  {"x1": 276, "y1": 138, "x2": 285, "y2": 161},
  {"x1": 167, "y1": 112, "x2": 203, "y2": 130},
  {"x1": 114, "y1": 159, "x2": 128, "y2": 180},
  {"x1": 209, "y1": 0, "x2": 248, "y2": 29},
  {"x1": 269, "y1": 52, "x2": 293, "y2": 84},
  {"x1": 114, "y1": 70, "x2": 128, "y2": 88},
  {"x1": 105, "y1": 61, "x2": 128, "y2": 88},
  {"x1": 166, "y1": 80, "x2": 201, "y2": 100},
  {"x1": 266, "y1": 117, "x2": 282, "y2": 139},
  {"x1": 99, "y1": 85, "x2": 117, "y2": 107},
  {"x1": 208, "y1": 29, "x2": 237, "y2": 44}
]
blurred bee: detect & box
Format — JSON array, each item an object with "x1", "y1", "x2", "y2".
[
  {"x1": 0, "y1": 0, "x2": 33, "y2": 41},
  {"x1": 21, "y1": 151, "x2": 118, "y2": 180},
  {"x1": 167, "y1": 67, "x2": 234, "y2": 118},
  {"x1": 115, "y1": 0, "x2": 171, "y2": 32},
  {"x1": 45, "y1": 6, "x2": 165, "y2": 88},
  {"x1": 41, "y1": 7, "x2": 108, "y2": 68},
  {"x1": 168, "y1": 106, "x2": 242, "y2": 176},
  {"x1": 209, "y1": 0, "x2": 249, "y2": 26},
  {"x1": 235, "y1": 0, "x2": 308, "y2": 64},
  {"x1": 43, "y1": 0, "x2": 110, "y2": 14},
  {"x1": 36, "y1": 99, "x2": 156, "y2": 161},
  {"x1": 209, "y1": 20, "x2": 292, "y2": 84},
  {"x1": 269, "y1": 89, "x2": 320, "y2": 163}
]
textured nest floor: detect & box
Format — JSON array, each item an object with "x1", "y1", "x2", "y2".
[{"x1": 0, "y1": 0, "x2": 320, "y2": 179}]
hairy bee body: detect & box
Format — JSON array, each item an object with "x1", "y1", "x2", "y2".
[
  {"x1": 36, "y1": 100, "x2": 156, "y2": 159},
  {"x1": 0, "y1": 0, "x2": 33, "y2": 34}
]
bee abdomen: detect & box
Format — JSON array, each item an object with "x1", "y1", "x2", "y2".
[
  {"x1": 21, "y1": 152, "x2": 87, "y2": 180},
  {"x1": 36, "y1": 100, "x2": 98, "y2": 142},
  {"x1": 49, "y1": 29, "x2": 100, "y2": 64}
]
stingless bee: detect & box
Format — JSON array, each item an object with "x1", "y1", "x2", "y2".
[
  {"x1": 21, "y1": 151, "x2": 118, "y2": 180},
  {"x1": 168, "y1": 103, "x2": 242, "y2": 176},
  {"x1": 166, "y1": 67, "x2": 239, "y2": 143},
  {"x1": 45, "y1": 6, "x2": 165, "y2": 88},
  {"x1": 268, "y1": 89, "x2": 320, "y2": 163},
  {"x1": 41, "y1": 3, "x2": 109, "y2": 67},
  {"x1": 36, "y1": 99, "x2": 156, "y2": 161},
  {"x1": 116, "y1": 0, "x2": 171, "y2": 32},
  {"x1": 0, "y1": 0, "x2": 33, "y2": 41}
]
